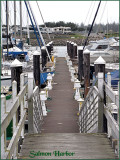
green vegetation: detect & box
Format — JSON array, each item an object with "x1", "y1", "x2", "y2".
[{"x1": 39, "y1": 21, "x2": 119, "y2": 33}]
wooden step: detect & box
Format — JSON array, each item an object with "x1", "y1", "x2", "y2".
[{"x1": 18, "y1": 133, "x2": 117, "y2": 159}]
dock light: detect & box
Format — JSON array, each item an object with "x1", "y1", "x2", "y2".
[
  {"x1": 70, "y1": 67, "x2": 75, "y2": 82},
  {"x1": 40, "y1": 91, "x2": 47, "y2": 116},
  {"x1": 77, "y1": 97, "x2": 84, "y2": 112},
  {"x1": 47, "y1": 73, "x2": 53, "y2": 90},
  {"x1": 74, "y1": 79, "x2": 81, "y2": 100},
  {"x1": 68, "y1": 61, "x2": 72, "y2": 72},
  {"x1": 67, "y1": 60, "x2": 72, "y2": 66},
  {"x1": 44, "y1": 86, "x2": 49, "y2": 98}
]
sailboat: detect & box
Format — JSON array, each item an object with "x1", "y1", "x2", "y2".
[{"x1": 1, "y1": 1, "x2": 55, "y2": 88}]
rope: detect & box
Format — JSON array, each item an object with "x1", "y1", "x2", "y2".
[{"x1": 36, "y1": 1, "x2": 51, "y2": 41}]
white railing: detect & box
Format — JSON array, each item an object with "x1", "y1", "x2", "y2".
[
  {"x1": 79, "y1": 72, "x2": 119, "y2": 154},
  {"x1": 104, "y1": 80, "x2": 119, "y2": 140},
  {"x1": 33, "y1": 86, "x2": 43, "y2": 133},
  {"x1": 79, "y1": 86, "x2": 100, "y2": 133},
  {"x1": 1, "y1": 73, "x2": 28, "y2": 159}
]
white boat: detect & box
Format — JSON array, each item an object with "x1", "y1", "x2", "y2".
[{"x1": 85, "y1": 38, "x2": 119, "y2": 63}]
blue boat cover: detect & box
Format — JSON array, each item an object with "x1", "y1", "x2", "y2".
[
  {"x1": 105, "y1": 70, "x2": 119, "y2": 86},
  {"x1": 40, "y1": 71, "x2": 54, "y2": 85}
]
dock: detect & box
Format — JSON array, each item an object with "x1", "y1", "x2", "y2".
[
  {"x1": 1, "y1": 43, "x2": 119, "y2": 159},
  {"x1": 42, "y1": 57, "x2": 79, "y2": 133}
]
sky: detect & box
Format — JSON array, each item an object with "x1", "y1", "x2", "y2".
[{"x1": 1, "y1": 1, "x2": 119, "y2": 26}]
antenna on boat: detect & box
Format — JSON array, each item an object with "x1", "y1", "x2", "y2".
[
  {"x1": 36, "y1": 1, "x2": 51, "y2": 42},
  {"x1": 83, "y1": 0, "x2": 102, "y2": 50}
]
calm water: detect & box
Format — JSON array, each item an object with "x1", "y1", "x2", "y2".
[{"x1": 54, "y1": 46, "x2": 67, "y2": 57}]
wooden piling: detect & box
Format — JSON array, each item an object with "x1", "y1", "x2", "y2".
[
  {"x1": 33, "y1": 51, "x2": 40, "y2": 88},
  {"x1": 11, "y1": 59, "x2": 22, "y2": 94},
  {"x1": 94, "y1": 57, "x2": 107, "y2": 132},
  {"x1": 68, "y1": 41, "x2": 71, "y2": 57},
  {"x1": 78, "y1": 47, "x2": 83, "y2": 81},
  {"x1": 41, "y1": 46, "x2": 47, "y2": 70},
  {"x1": 94, "y1": 56, "x2": 106, "y2": 80},
  {"x1": 73, "y1": 43, "x2": 77, "y2": 59},
  {"x1": 83, "y1": 49, "x2": 90, "y2": 98},
  {"x1": 67, "y1": 41, "x2": 69, "y2": 54},
  {"x1": 46, "y1": 44, "x2": 51, "y2": 56},
  {"x1": 11, "y1": 59, "x2": 22, "y2": 125},
  {"x1": 70, "y1": 42, "x2": 74, "y2": 59}
]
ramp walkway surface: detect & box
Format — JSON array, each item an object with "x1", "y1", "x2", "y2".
[
  {"x1": 19, "y1": 57, "x2": 117, "y2": 159},
  {"x1": 42, "y1": 57, "x2": 79, "y2": 133},
  {"x1": 19, "y1": 133, "x2": 116, "y2": 159}
]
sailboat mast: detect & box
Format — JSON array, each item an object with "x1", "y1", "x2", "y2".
[
  {"x1": 1, "y1": 2, "x2": 2, "y2": 53},
  {"x1": 20, "y1": 1, "x2": 22, "y2": 41},
  {"x1": 27, "y1": 11, "x2": 30, "y2": 45},
  {"x1": 14, "y1": 1, "x2": 16, "y2": 44},
  {"x1": 6, "y1": 0, "x2": 9, "y2": 56}
]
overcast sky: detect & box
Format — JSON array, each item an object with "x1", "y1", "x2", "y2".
[{"x1": 1, "y1": 1, "x2": 119, "y2": 26}]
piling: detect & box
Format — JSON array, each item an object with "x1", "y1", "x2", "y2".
[
  {"x1": 73, "y1": 43, "x2": 77, "y2": 59},
  {"x1": 11, "y1": 59, "x2": 22, "y2": 128},
  {"x1": 94, "y1": 56, "x2": 106, "y2": 80},
  {"x1": 41, "y1": 46, "x2": 47, "y2": 70},
  {"x1": 33, "y1": 51, "x2": 40, "y2": 88},
  {"x1": 70, "y1": 42, "x2": 74, "y2": 59},
  {"x1": 67, "y1": 41, "x2": 69, "y2": 54},
  {"x1": 49, "y1": 41, "x2": 53, "y2": 51},
  {"x1": 78, "y1": 46, "x2": 83, "y2": 81},
  {"x1": 83, "y1": 49, "x2": 90, "y2": 98},
  {"x1": 46, "y1": 44, "x2": 51, "y2": 57},
  {"x1": 68, "y1": 41, "x2": 71, "y2": 57},
  {"x1": 11, "y1": 59, "x2": 22, "y2": 93},
  {"x1": 94, "y1": 56, "x2": 107, "y2": 132}
]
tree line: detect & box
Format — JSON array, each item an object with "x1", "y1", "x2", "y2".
[{"x1": 40, "y1": 21, "x2": 119, "y2": 33}]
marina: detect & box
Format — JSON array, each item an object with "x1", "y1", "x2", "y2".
[{"x1": 1, "y1": 1, "x2": 119, "y2": 160}]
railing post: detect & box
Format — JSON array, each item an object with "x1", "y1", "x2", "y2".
[
  {"x1": 107, "y1": 72, "x2": 111, "y2": 87},
  {"x1": 1, "y1": 94, "x2": 6, "y2": 115},
  {"x1": 20, "y1": 73, "x2": 25, "y2": 138},
  {"x1": 28, "y1": 73, "x2": 34, "y2": 133},
  {"x1": 12, "y1": 80, "x2": 17, "y2": 157},
  {"x1": 117, "y1": 81, "x2": 119, "y2": 125},
  {"x1": 117, "y1": 82, "x2": 119, "y2": 156},
  {"x1": 1, "y1": 94, "x2": 6, "y2": 159},
  {"x1": 40, "y1": 91, "x2": 47, "y2": 116},
  {"x1": 1, "y1": 133, "x2": 5, "y2": 159},
  {"x1": 98, "y1": 73, "x2": 104, "y2": 132}
]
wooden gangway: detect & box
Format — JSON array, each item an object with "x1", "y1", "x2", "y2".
[
  {"x1": 18, "y1": 57, "x2": 117, "y2": 159},
  {"x1": 19, "y1": 133, "x2": 116, "y2": 159},
  {"x1": 1, "y1": 47, "x2": 119, "y2": 159},
  {"x1": 42, "y1": 58, "x2": 79, "y2": 133}
]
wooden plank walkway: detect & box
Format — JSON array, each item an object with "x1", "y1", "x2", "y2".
[
  {"x1": 19, "y1": 133, "x2": 117, "y2": 159},
  {"x1": 19, "y1": 57, "x2": 117, "y2": 159},
  {"x1": 42, "y1": 57, "x2": 79, "y2": 133}
]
